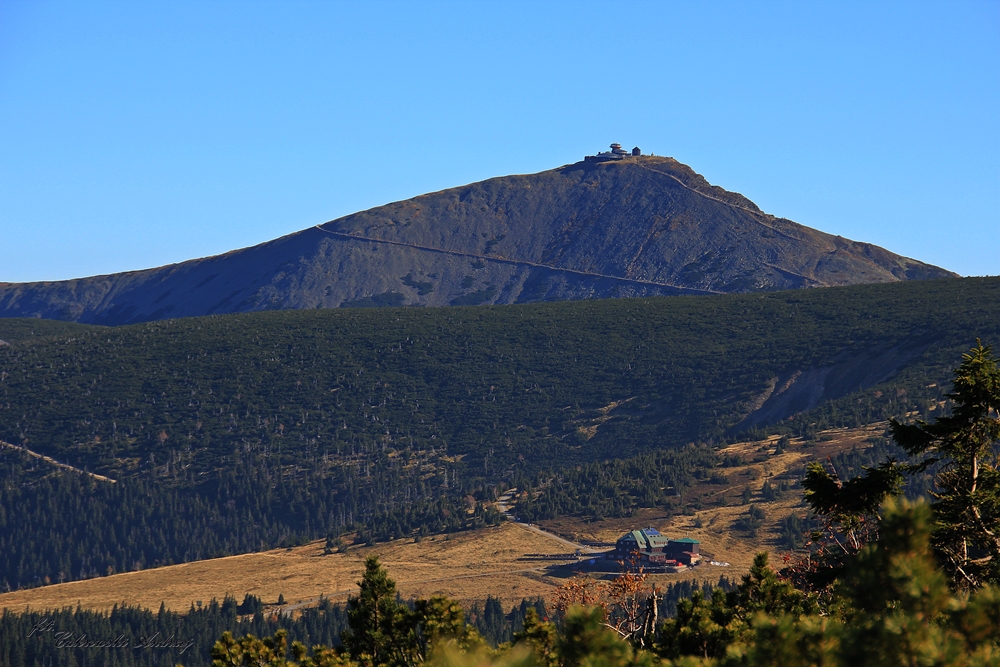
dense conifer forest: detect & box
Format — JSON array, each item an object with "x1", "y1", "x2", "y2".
[
  {"x1": 0, "y1": 581, "x2": 738, "y2": 667},
  {"x1": 1, "y1": 277, "x2": 999, "y2": 590},
  {"x1": 0, "y1": 447, "x2": 503, "y2": 590},
  {"x1": 515, "y1": 446, "x2": 719, "y2": 522}
]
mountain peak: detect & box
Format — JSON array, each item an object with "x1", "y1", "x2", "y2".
[{"x1": 0, "y1": 156, "x2": 955, "y2": 325}]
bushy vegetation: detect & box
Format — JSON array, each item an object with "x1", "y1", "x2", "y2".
[
  {"x1": 5, "y1": 278, "x2": 997, "y2": 479},
  {"x1": 515, "y1": 446, "x2": 719, "y2": 522},
  {"x1": 466, "y1": 598, "x2": 548, "y2": 648},
  {"x1": 734, "y1": 505, "x2": 766, "y2": 538},
  {"x1": 801, "y1": 340, "x2": 1000, "y2": 591},
  {"x1": 2, "y1": 277, "x2": 1000, "y2": 589},
  {"x1": 200, "y1": 342, "x2": 1000, "y2": 666},
  {"x1": 0, "y1": 318, "x2": 94, "y2": 343}
]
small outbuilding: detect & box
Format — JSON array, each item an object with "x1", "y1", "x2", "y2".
[{"x1": 664, "y1": 537, "x2": 701, "y2": 565}]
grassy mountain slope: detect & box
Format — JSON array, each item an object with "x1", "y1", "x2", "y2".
[
  {"x1": 0, "y1": 157, "x2": 953, "y2": 325},
  {"x1": 1, "y1": 277, "x2": 997, "y2": 590}
]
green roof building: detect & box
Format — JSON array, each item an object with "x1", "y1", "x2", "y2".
[{"x1": 613, "y1": 528, "x2": 701, "y2": 566}]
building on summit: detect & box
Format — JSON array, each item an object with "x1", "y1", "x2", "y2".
[{"x1": 585, "y1": 143, "x2": 641, "y2": 162}]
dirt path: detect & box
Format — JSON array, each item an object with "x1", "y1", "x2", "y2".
[
  {"x1": 273, "y1": 488, "x2": 593, "y2": 616},
  {"x1": 313, "y1": 159, "x2": 824, "y2": 295},
  {"x1": 632, "y1": 162, "x2": 810, "y2": 244},
  {"x1": 313, "y1": 226, "x2": 719, "y2": 295},
  {"x1": 512, "y1": 522, "x2": 602, "y2": 554},
  {"x1": 0, "y1": 440, "x2": 117, "y2": 483},
  {"x1": 632, "y1": 163, "x2": 768, "y2": 218},
  {"x1": 496, "y1": 488, "x2": 518, "y2": 518},
  {"x1": 497, "y1": 488, "x2": 602, "y2": 554}
]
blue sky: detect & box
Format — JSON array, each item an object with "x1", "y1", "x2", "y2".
[{"x1": 1, "y1": 0, "x2": 997, "y2": 282}]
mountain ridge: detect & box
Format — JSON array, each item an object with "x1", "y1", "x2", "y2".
[{"x1": 0, "y1": 155, "x2": 954, "y2": 325}]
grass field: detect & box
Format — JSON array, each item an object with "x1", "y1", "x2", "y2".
[
  {"x1": 531, "y1": 424, "x2": 884, "y2": 573},
  {"x1": 0, "y1": 426, "x2": 880, "y2": 615},
  {"x1": 0, "y1": 522, "x2": 573, "y2": 614}
]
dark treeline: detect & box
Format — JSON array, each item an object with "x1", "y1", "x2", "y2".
[
  {"x1": 0, "y1": 583, "x2": 738, "y2": 667},
  {"x1": 431, "y1": 581, "x2": 738, "y2": 649},
  {"x1": 1, "y1": 435, "x2": 716, "y2": 590},
  {"x1": 0, "y1": 448, "x2": 501, "y2": 591},
  {"x1": 0, "y1": 595, "x2": 554, "y2": 667},
  {"x1": 0, "y1": 596, "x2": 346, "y2": 667},
  {"x1": 465, "y1": 597, "x2": 547, "y2": 647},
  {"x1": 515, "y1": 446, "x2": 719, "y2": 522},
  {"x1": 2, "y1": 277, "x2": 999, "y2": 590},
  {"x1": 654, "y1": 577, "x2": 737, "y2": 618}
]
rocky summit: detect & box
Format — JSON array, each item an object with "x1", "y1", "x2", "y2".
[{"x1": 0, "y1": 153, "x2": 954, "y2": 325}]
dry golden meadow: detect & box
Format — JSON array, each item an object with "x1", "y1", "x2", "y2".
[
  {"x1": 0, "y1": 522, "x2": 565, "y2": 614},
  {"x1": 0, "y1": 426, "x2": 881, "y2": 615}
]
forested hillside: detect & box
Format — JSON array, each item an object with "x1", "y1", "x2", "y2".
[{"x1": 1, "y1": 276, "x2": 998, "y2": 590}]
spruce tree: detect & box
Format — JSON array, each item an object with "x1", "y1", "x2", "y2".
[
  {"x1": 800, "y1": 457, "x2": 904, "y2": 587},
  {"x1": 891, "y1": 340, "x2": 1000, "y2": 589},
  {"x1": 342, "y1": 555, "x2": 401, "y2": 664}
]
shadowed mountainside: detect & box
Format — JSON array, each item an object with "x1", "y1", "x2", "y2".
[{"x1": 0, "y1": 156, "x2": 954, "y2": 325}]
